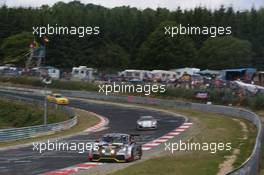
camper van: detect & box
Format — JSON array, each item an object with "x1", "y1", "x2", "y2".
[
  {"x1": 119, "y1": 69, "x2": 151, "y2": 81},
  {"x1": 151, "y1": 70, "x2": 176, "y2": 82},
  {"x1": 171, "y1": 67, "x2": 200, "y2": 79},
  {"x1": 39, "y1": 66, "x2": 60, "y2": 79},
  {"x1": 71, "y1": 66, "x2": 96, "y2": 80}
]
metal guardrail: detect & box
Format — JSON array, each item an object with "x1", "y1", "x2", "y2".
[
  {"x1": 0, "y1": 86, "x2": 262, "y2": 175},
  {"x1": 0, "y1": 91, "x2": 77, "y2": 142},
  {"x1": 0, "y1": 116, "x2": 77, "y2": 141},
  {"x1": 58, "y1": 90, "x2": 263, "y2": 175}
]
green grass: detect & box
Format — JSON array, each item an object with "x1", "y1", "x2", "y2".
[
  {"x1": 0, "y1": 77, "x2": 259, "y2": 173},
  {"x1": 109, "y1": 108, "x2": 256, "y2": 175},
  {"x1": 0, "y1": 76, "x2": 97, "y2": 91},
  {"x1": 0, "y1": 98, "x2": 69, "y2": 128},
  {"x1": 111, "y1": 153, "x2": 222, "y2": 175},
  {"x1": 0, "y1": 108, "x2": 100, "y2": 147}
]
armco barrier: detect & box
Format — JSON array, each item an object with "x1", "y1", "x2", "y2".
[
  {"x1": 0, "y1": 86, "x2": 262, "y2": 175},
  {"x1": 58, "y1": 90, "x2": 263, "y2": 175},
  {"x1": 0, "y1": 116, "x2": 77, "y2": 141},
  {"x1": 0, "y1": 91, "x2": 77, "y2": 142}
]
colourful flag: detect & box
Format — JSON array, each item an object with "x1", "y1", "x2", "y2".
[
  {"x1": 33, "y1": 45, "x2": 45, "y2": 58},
  {"x1": 29, "y1": 40, "x2": 39, "y2": 48},
  {"x1": 43, "y1": 36, "x2": 49, "y2": 43}
]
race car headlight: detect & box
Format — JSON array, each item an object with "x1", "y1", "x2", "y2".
[
  {"x1": 137, "y1": 121, "x2": 143, "y2": 125},
  {"x1": 152, "y1": 121, "x2": 157, "y2": 125},
  {"x1": 101, "y1": 149, "x2": 106, "y2": 154},
  {"x1": 93, "y1": 143, "x2": 99, "y2": 151},
  {"x1": 110, "y1": 149, "x2": 115, "y2": 154}
]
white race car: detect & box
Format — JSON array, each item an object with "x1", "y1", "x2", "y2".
[
  {"x1": 136, "y1": 116, "x2": 158, "y2": 130},
  {"x1": 88, "y1": 133, "x2": 142, "y2": 162}
]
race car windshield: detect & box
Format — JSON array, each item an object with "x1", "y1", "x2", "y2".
[
  {"x1": 101, "y1": 136, "x2": 128, "y2": 144},
  {"x1": 54, "y1": 95, "x2": 62, "y2": 98},
  {"x1": 139, "y1": 116, "x2": 154, "y2": 121}
]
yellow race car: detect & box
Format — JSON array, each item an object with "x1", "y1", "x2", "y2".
[{"x1": 46, "y1": 93, "x2": 69, "y2": 105}]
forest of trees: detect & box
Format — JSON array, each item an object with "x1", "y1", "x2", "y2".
[{"x1": 0, "y1": 1, "x2": 263, "y2": 72}]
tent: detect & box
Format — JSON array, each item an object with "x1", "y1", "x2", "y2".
[{"x1": 220, "y1": 68, "x2": 256, "y2": 82}]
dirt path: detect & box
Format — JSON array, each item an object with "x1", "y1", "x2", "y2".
[{"x1": 216, "y1": 119, "x2": 248, "y2": 175}]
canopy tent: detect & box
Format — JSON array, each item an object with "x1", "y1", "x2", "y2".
[
  {"x1": 198, "y1": 69, "x2": 220, "y2": 76},
  {"x1": 220, "y1": 68, "x2": 256, "y2": 82}
]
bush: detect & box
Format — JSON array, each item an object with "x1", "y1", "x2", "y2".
[
  {"x1": 208, "y1": 88, "x2": 237, "y2": 105},
  {"x1": 249, "y1": 94, "x2": 264, "y2": 110},
  {"x1": 0, "y1": 76, "x2": 98, "y2": 91},
  {"x1": 0, "y1": 76, "x2": 42, "y2": 86},
  {"x1": 0, "y1": 99, "x2": 70, "y2": 128},
  {"x1": 50, "y1": 79, "x2": 98, "y2": 91},
  {"x1": 161, "y1": 87, "x2": 195, "y2": 99}
]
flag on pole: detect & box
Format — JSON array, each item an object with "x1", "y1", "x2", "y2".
[
  {"x1": 43, "y1": 36, "x2": 49, "y2": 43},
  {"x1": 29, "y1": 40, "x2": 39, "y2": 48},
  {"x1": 33, "y1": 45, "x2": 45, "y2": 58}
]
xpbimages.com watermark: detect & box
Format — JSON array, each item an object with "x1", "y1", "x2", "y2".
[
  {"x1": 98, "y1": 82, "x2": 166, "y2": 96},
  {"x1": 164, "y1": 24, "x2": 232, "y2": 38},
  {"x1": 32, "y1": 24, "x2": 100, "y2": 37},
  {"x1": 32, "y1": 140, "x2": 99, "y2": 154},
  {"x1": 164, "y1": 140, "x2": 232, "y2": 154}
]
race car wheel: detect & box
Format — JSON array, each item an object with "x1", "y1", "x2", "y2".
[
  {"x1": 126, "y1": 149, "x2": 135, "y2": 162},
  {"x1": 130, "y1": 149, "x2": 135, "y2": 161},
  {"x1": 138, "y1": 148, "x2": 142, "y2": 159},
  {"x1": 88, "y1": 154, "x2": 93, "y2": 162}
]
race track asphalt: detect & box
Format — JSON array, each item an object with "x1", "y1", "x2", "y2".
[{"x1": 0, "y1": 92, "x2": 185, "y2": 175}]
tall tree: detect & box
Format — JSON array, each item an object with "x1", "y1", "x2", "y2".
[
  {"x1": 0, "y1": 32, "x2": 32, "y2": 65},
  {"x1": 136, "y1": 21, "x2": 197, "y2": 70},
  {"x1": 198, "y1": 36, "x2": 252, "y2": 69},
  {"x1": 0, "y1": 2, "x2": 263, "y2": 70}
]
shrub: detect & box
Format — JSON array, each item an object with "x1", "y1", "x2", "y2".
[
  {"x1": 161, "y1": 87, "x2": 195, "y2": 99},
  {"x1": 0, "y1": 76, "x2": 98, "y2": 91},
  {"x1": 0, "y1": 99, "x2": 70, "y2": 128},
  {"x1": 250, "y1": 94, "x2": 264, "y2": 110}
]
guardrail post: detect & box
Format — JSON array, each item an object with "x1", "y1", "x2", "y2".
[{"x1": 44, "y1": 85, "x2": 47, "y2": 126}]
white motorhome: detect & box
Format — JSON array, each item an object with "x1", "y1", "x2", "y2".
[
  {"x1": 0, "y1": 66, "x2": 9, "y2": 75},
  {"x1": 37, "y1": 66, "x2": 60, "y2": 79},
  {"x1": 151, "y1": 70, "x2": 176, "y2": 82},
  {"x1": 71, "y1": 66, "x2": 96, "y2": 80},
  {"x1": 171, "y1": 67, "x2": 200, "y2": 79},
  {"x1": 0, "y1": 66, "x2": 8, "y2": 71},
  {"x1": 119, "y1": 69, "x2": 151, "y2": 81}
]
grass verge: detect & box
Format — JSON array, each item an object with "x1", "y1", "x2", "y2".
[
  {"x1": 0, "y1": 108, "x2": 100, "y2": 148},
  {"x1": 108, "y1": 107, "x2": 256, "y2": 175},
  {"x1": 0, "y1": 98, "x2": 70, "y2": 128}
]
